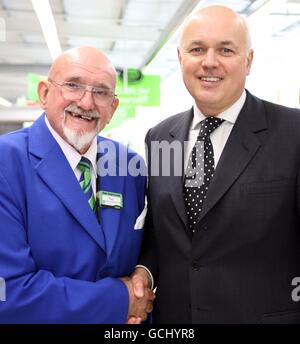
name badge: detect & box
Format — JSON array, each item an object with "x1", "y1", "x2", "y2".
[{"x1": 98, "y1": 191, "x2": 123, "y2": 209}]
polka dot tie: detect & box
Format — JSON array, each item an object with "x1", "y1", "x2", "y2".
[
  {"x1": 77, "y1": 157, "x2": 97, "y2": 214},
  {"x1": 184, "y1": 117, "x2": 224, "y2": 233}
]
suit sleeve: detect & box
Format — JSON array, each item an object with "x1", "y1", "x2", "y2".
[
  {"x1": 0, "y1": 169, "x2": 129, "y2": 324},
  {"x1": 138, "y1": 129, "x2": 159, "y2": 286}
]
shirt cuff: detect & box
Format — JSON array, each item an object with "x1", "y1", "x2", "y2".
[{"x1": 135, "y1": 265, "x2": 154, "y2": 290}]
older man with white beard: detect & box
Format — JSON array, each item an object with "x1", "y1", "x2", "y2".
[{"x1": 0, "y1": 46, "x2": 154, "y2": 324}]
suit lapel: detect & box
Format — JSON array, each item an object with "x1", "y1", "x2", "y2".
[
  {"x1": 197, "y1": 91, "x2": 268, "y2": 222},
  {"x1": 28, "y1": 115, "x2": 106, "y2": 252},
  {"x1": 96, "y1": 138, "x2": 124, "y2": 258},
  {"x1": 167, "y1": 109, "x2": 194, "y2": 230}
]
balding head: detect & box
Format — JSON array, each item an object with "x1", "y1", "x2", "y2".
[
  {"x1": 180, "y1": 5, "x2": 252, "y2": 54},
  {"x1": 48, "y1": 46, "x2": 117, "y2": 83}
]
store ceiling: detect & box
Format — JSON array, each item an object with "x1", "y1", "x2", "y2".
[
  {"x1": 0, "y1": 0, "x2": 199, "y2": 104},
  {"x1": 146, "y1": 0, "x2": 300, "y2": 79},
  {"x1": 0, "y1": 0, "x2": 299, "y2": 105}
]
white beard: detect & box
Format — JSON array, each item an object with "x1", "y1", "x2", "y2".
[
  {"x1": 62, "y1": 113, "x2": 100, "y2": 152},
  {"x1": 62, "y1": 125, "x2": 97, "y2": 151}
]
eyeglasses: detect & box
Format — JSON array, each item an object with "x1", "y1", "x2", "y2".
[{"x1": 48, "y1": 79, "x2": 117, "y2": 106}]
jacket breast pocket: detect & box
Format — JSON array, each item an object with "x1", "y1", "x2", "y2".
[{"x1": 240, "y1": 179, "x2": 288, "y2": 195}]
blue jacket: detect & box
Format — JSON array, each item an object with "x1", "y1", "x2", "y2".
[{"x1": 0, "y1": 114, "x2": 146, "y2": 323}]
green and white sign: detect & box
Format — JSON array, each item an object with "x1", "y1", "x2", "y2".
[
  {"x1": 106, "y1": 74, "x2": 160, "y2": 130},
  {"x1": 27, "y1": 73, "x2": 47, "y2": 101}
]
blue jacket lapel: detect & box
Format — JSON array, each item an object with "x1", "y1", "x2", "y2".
[
  {"x1": 28, "y1": 114, "x2": 107, "y2": 252},
  {"x1": 96, "y1": 138, "x2": 124, "y2": 258}
]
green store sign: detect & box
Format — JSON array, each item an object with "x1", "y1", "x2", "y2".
[{"x1": 106, "y1": 74, "x2": 160, "y2": 131}]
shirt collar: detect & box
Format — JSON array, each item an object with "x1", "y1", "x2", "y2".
[
  {"x1": 192, "y1": 90, "x2": 246, "y2": 130},
  {"x1": 44, "y1": 116, "x2": 98, "y2": 176}
]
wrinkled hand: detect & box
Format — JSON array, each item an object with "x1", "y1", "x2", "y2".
[{"x1": 121, "y1": 268, "x2": 155, "y2": 324}]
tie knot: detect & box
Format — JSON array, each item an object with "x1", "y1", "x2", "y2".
[
  {"x1": 77, "y1": 156, "x2": 92, "y2": 173},
  {"x1": 198, "y1": 117, "x2": 224, "y2": 140}
]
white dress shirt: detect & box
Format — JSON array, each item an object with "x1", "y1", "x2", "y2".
[
  {"x1": 184, "y1": 90, "x2": 246, "y2": 171},
  {"x1": 45, "y1": 116, "x2": 98, "y2": 197}
]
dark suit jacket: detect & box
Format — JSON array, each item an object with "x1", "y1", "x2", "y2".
[{"x1": 140, "y1": 90, "x2": 300, "y2": 324}]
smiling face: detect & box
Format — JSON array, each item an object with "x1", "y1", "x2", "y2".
[
  {"x1": 38, "y1": 47, "x2": 119, "y2": 153},
  {"x1": 178, "y1": 6, "x2": 253, "y2": 115}
]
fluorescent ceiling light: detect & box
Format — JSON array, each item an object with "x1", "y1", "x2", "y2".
[
  {"x1": 0, "y1": 96, "x2": 12, "y2": 107},
  {"x1": 248, "y1": 0, "x2": 287, "y2": 21},
  {"x1": 32, "y1": 0, "x2": 62, "y2": 60}
]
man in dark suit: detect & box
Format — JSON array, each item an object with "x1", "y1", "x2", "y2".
[{"x1": 130, "y1": 5, "x2": 300, "y2": 323}]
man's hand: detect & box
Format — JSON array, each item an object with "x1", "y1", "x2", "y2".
[{"x1": 120, "y1": 267, "x2": 155, "y2": 324}]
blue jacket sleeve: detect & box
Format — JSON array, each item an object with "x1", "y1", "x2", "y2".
[{"x1": 0, "y1": 170, "x2": 129, "y2": 324}]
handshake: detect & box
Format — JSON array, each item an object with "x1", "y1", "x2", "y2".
[{"x1": 120, "y1": 267, "x2": 155, "y2": 324}]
